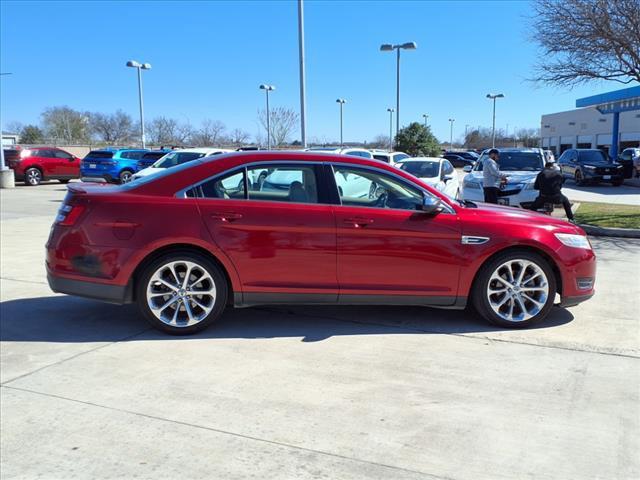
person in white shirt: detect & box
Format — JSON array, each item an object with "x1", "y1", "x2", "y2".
[{"x1": 482, "y1": 149, "x2": 507, "y2": 204}]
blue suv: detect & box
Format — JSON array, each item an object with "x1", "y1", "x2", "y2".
[{"x1": 80, "y1": 148, "x2": 148, "y2": 184}]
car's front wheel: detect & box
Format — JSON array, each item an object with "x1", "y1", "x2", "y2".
[
  {"x1": 575, "y1": 170, "x2": 585, "y2": 186},
  {"x1": 136, "y1": 252, "x2": 228, "y2": 335},
  {"x1": 472, "y1": 250, "x2": 556, "y2": 328},
  {"x1": 25, "y1": 167, "x2": 42, "y2": 186}
]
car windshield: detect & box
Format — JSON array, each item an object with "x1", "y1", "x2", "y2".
[
  {"x1": 153, "y1": 152, "x2": 206, "y2": 168},
  {"x1": 124, "y1": 160, "x2": 204, "y2": 188},
  {"x1": 474, "y1": 152, "x2": 543, "y2": 171},
  {"x1": 579, "y1": 150, "x2": 609, "y2": 163},
  {"x1": 399, "y1": 161, "x2": 440, "y2": 178}
]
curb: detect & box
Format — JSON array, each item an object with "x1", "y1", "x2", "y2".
[{"x1": 578, "y1": 224, "x2": 640, "y2": 239}]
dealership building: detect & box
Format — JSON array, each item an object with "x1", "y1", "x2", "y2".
[{"x1": 541, "y1": 85, "x2": 640, "y2": 158}]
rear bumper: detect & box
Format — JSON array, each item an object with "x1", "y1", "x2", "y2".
[
  {"x1": 559, "y1": 292, "x2": 595, "y2": 308},
  {"x1": 47, "y1": 272, "x2": 130, "y2": 304}
]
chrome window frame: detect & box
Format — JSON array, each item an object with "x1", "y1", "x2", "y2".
[{"x1": 175, "y1": 160, "x2": 326, "y2": 205}]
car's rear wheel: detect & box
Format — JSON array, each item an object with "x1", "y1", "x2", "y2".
[
  {"x1": 25, "y1": 167, "x2": 42, "y2": 186},
  {"x1": 612, "y1": 179, "x2": 623, "y2": 186},
  {"x1": 119, "y1": 170, "x2": 133, "y2": 184},
  {"x1": 136, "y1": 252, "x2": 228, "y2": 335},
  {"x1": 575, "y1": 170, "x2": 585, "y2": 186},
  {"x1": 472, "y1": 250, "x2": 556, "y2": 328},
  {"x1": 59, "y1": 179, "x2": 70, "y2": 184}
]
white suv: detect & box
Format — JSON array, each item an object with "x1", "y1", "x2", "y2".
[
  {"x1": 132, "y1": 147, "x2": 232, "y2": 180},
  {"x1": 461, "y1": 148, "x2": 545, "y2": 208}
]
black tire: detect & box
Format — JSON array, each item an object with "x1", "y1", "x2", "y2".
[
  {"x1": 575, "y1": 170, "x2": 585, "y2": 186},
  {"x1": 59, "y1": 179, "x2": 70, "y2": 184},
  {"x1": 472, "y1": 249, "x2": 556, "y2": 329},
  {"x1": 119, "y1": 170, "x2": 134, "y2": 184},
  {"x1": 24, "y1": 167, "x2": 42, "y2": 186},
  {"x1": 612, "y1": 179, "x2": 623, "y2": 187},
  {"x1": 136, "y1": 251, "x2": 229, "y2": 335}
]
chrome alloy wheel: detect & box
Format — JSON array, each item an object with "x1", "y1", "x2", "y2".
[
  {"x1": 486, "y1": 259, "x2": 549, "y2": 323},
  {"x1": 146, "y1": 260, "x2": 217, "y2": 327},
  {"x1": 27, "y1": 169, "x2": 42, "y2": 185}
]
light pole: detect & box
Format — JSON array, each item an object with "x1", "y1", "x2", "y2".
[
  {"x1": 336, "y1": 98, "x2": 346, "y2": 147},
  {"x1": 448, "y1": 118, "x2": 455, "y2": 151},
  {"x1": 126, "y1": 60, "x2": 151, "y2": 148},
  {"x1": 464, "y1": 124, "x2": 470, "y2": 146},
  {"x1": 297, "y1": 0, "x2": 307, "y2": 147},
  {"x1": 422, "y1": 114, "x2": 429, "y2": 129},
  {"x1": 486, "y1": 93, "x2": 504, "y2": 148},
  {"x1": 380, "y1": 42, "x2": 417, "y2": 139},
  {"x1": 387, "y1": 108, "x2": 395, "y2": 150},
  {"x1": 260, "y1": 84, "x2": 276, "y2": 149}
]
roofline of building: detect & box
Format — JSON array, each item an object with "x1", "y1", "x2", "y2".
[{"x1": 576, "y1": 85, "x2": 640, "y2": 108}]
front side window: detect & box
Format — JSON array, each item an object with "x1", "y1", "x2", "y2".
[
  {"x1": 443, "y1": 161, "x2": 454, "y2": 175},
  {"x1": 332, "y1": 166, "x2": 423, "y2": 211},
  {"x1": 474, "y1": 152, "x2": 543, "y2": 171},
  {"x1": 247, "y1": 165, "x2": 318, "y2": 204},
  {"x1": 53, "y1": 150, "x2": 72, "y2": 159}
]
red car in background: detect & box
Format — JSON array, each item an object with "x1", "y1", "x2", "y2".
[
  {"x1": 4, "y1": 146, "x2": 81, "y2": 185},
  {"x1": 46, "y1": 151, "x2": 596, "y2": 335}
]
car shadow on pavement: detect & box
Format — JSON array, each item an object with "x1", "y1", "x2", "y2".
[{"x1": 0, "y1": 295, "x2": 574, "y2": 343}]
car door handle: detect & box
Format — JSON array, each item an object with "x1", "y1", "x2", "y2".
[
  {"x1": 210, "y1": 212, "x2": 243, "y2": 222},
  {"x1": 343, "y1": 217, "x2": 374, "y2": 227}
]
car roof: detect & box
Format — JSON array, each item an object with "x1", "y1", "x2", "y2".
[
  {"x1": 397, "y1": 157, "x2": 443, "y2": 162},
  {"x1": 175, "y1": 147, "x2": 234, "y2": 154}
]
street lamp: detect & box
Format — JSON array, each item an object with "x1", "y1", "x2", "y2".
[
  {"x1": 422, "y1": 114, "x2": 429, "y2": 129},
  {"x1": 448, "y1": 118, "x2": 455, "y2": 151},
  {"x1": 259, "y1": 84, "x2": 276, "y2": 149},
  {"x1": 380, "y1": 41, "x2": 417, "y2": 139},
  {"x1": 486, "y1": 93, "x2": 505, "y2": 148},
  {"x1": 126, "y1": 60, "x2": 151, "y2": 148},
  {"x1": 387, "y1": 108, "x2": 395, "y2": 150},
  {"x1": 336, "y1": 99, "x2": 346, "y2": 147}
]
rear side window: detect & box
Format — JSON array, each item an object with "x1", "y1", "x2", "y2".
[
  {"x1": 156, "y1": 152, "x2": 206, "y2": 168},
  {"x1": 121, "y1": 151, "x2": 145, "y2": 160},
  {"x1": 141, "y1": 152, "x2": 167, "y2": 161},
  {"x1": 53, "y1": 150, "x2": 73, "y2": 159},
  {"x1": 247, "y1": 165, "x2": 318, "y2": 204},
  {"x1": 85, "y1": 151, "x2": 114, "y2": 160},
  {"x1": 199, "y1": 170, "x2": 246, "y2": 199}
]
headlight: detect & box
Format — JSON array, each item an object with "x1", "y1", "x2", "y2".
[
  {"x1": 554, "y1": 233, "x2": 591, "y2": 249},
  {"x1": 464, "y1": 180, "x2": 481, "y2": 189}
]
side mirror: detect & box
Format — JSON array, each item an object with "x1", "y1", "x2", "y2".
[
  {"x1": 463, "y1": 165, "x2": 472, "y2": 172},
  {"x1": 442, "y1": 174, "x2": 454, "y2": 183},
  {"x1": 420, "y1": 195, "x2": 443, "y2": 215}
]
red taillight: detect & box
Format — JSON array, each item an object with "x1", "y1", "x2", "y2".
[{"x1": 56, "y1": 204, "x2": 86, "y2": 226}]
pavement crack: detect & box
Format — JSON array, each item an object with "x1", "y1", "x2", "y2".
[
  {"x1": 0, "y1": 327, "x2": 152, "y2": 386},
  {"x1": 1, "y1": 384, "x2": 453, "y2": 480}
]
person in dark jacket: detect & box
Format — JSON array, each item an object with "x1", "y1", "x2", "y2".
[{"x1": 527, "y1": 161, "x2": 575, "y2": 221}]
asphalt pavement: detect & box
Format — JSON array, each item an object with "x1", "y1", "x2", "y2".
[{"x1": 1, "y1": 182, "x2": 639, "y2": 480}]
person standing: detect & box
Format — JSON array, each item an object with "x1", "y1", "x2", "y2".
[
  {"x1": 482, "y1": 148, "x2": 505, "y2": 204},
  {"x1": 527, "y1": 160, "x2": 575, "y2": 222}
]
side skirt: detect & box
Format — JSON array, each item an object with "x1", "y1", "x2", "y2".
[{"x1": 234, "y1": 292, "x2": 467, "y2": 309}]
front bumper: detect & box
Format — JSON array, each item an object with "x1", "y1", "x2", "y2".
[
  {"x1": 583, "y1": 171, "x2": 624, "y2": 183},
  {"x1": 462, "y1": 186, "x2": 538, "y2": 207},
  {"x1": 559, "y1": 292, "x2": 595, "y2": 308}
]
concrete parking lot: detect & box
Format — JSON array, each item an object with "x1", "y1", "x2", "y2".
[{"x1": 1, "y1": 182, "x2": 639, "y2": 480}]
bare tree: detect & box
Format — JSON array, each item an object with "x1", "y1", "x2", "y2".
[
  {"x1": 369, "y1": 134, "x2": 391, "y2": 149},
  {"x1": 191, "y1": 119, "x2": 226, "y2": 146},
  {"x1": 146, "y1": 117, "x2": 193, "y2": 146},
  {"x1": 258, "y1": 107, "x2": 299, "y2": 147},
  {"x1": 4, "y1": 121, "x2": 23, "y2": 135},
  {"x1": 229, "y1": 128, "x2": 250, "y2": 147},
  {"x1": 88, "y1": 110, "x2": 135, "y2": 144},
  {"x1": 41, "y1": 106, "x2": 90, "y2": 144},
  {"x1": 531, "y1": 0, "x2": 640, "y2": 87}
]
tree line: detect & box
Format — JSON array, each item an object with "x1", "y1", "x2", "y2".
[{"x1": 5, "y1": 106, "x2": 303, "y2": 148}]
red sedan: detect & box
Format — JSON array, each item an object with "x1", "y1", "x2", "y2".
[{"x1": 46, "y1": 151, "x2": 596, "y2": 334}]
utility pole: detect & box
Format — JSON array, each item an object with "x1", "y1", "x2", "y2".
[{"x1": 297, "y1": 0, "x2": 307, "y2": 147}]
